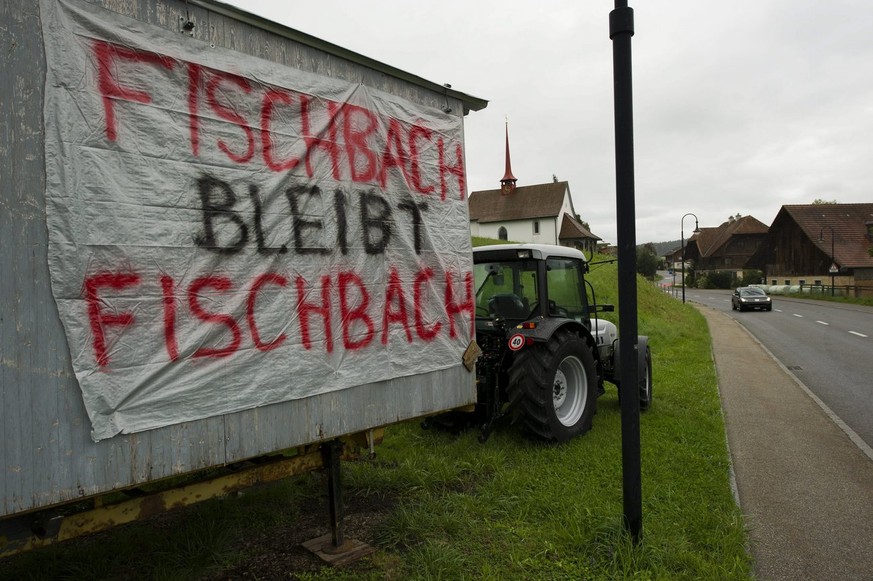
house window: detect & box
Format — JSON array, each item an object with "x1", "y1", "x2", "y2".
[
  {"x1": 771, "y1": 279, "x2": 777, "y2": 285},
  {"x1": 533, "y1": 220, "x2": 540, "y2": 235},
  {"x1": 784, "y1": 280, "x2": 790, "y2": 285},
  {"x1": 814, "y1": 280, "x2": 822, "y2": 286},
  {"x1": 498, "y1": 227, "x2": 508, "y2": 241}
]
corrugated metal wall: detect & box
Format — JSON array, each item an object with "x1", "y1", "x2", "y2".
[{"x1": 1, "y1": 0, "x2": 478, "y2": 518}]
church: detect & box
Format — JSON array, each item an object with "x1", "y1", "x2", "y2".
[{"x1": 468, "y1": 124, "x2": 601, "y2": 254}]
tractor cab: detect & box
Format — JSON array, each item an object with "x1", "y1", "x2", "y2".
[{"x1": 474, "y1": 244, "x2": 595, "y2": 331}]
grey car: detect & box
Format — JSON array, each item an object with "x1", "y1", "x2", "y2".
[{"x1": 732, "y1": 286, "x2": 772, "y2": 311}]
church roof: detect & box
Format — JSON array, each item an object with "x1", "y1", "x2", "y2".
[
  {"x1": 469, "y1": 181, "x2": 570, "y2": 223},
  {"x1": 559, "y1": 214, "x2": 601, "y2": 241}
]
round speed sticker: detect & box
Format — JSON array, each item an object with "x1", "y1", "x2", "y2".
[{"x1": 508, "y1": 334, "x2": 525, "y2": 351}]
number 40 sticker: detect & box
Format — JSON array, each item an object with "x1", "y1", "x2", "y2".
[{"x1": 508, "y1": 334, "x2": 526, "y2": 351}]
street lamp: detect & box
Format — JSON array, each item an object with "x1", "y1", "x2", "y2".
[
  {"x1": 818, "y1": 226, "x2": 837, "y2": 297},
  {"x1": 681, "y1": 213, "x2": 700, "y2": 304}
]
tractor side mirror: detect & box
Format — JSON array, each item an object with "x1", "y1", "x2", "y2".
[{"x1": 592, "y1": 304, "x2": 615, "y2": 313}]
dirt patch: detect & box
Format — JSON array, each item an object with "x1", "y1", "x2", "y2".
[{"x1": 207, "y1": 488, "x2": 397, "y2": 580}]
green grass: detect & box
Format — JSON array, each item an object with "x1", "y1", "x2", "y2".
[
  {"x1": 1, "y1": 249, "x2": 751, "y2": 580},
  {"x1": 774, "y1": 290, "x2": 873, "y2": 307}
]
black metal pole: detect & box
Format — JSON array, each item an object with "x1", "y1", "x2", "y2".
[
  {"x1": 679, "y1": 213, "x2": 698, "y2": 303},
  {"x1": 820, "y1": 226, "x2": 836, "y2": 297},
  {"x1": 609, "y1": 0, "x2": 642, "y2": 544},
  {"x1": 831, "y1": 233, "x2": 835, "y2": 297},
  {"x1": 680, "y1": 227, "x2": 685, "y2": 303},
  {"x1": 322, "y1": 439, "x2": 345, "y2": 549}
]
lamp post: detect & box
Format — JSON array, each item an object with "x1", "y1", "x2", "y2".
[
  {"x1": 680, "y1": 213, "x2": 700, "y2": 304},
  {"x1": 611, "y1": 0, "x2": 642, "y2": 544},
  {"x1": 818, "y1": 226, "x2": 836, "y2": 297}
]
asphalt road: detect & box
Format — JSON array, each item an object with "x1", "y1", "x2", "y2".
[
  {"x1": 700, "y1": 305, "x2": 873, "y2": 580},
  {"x1": 673, "y1": 285, "x2": 873, "y2": 450}
]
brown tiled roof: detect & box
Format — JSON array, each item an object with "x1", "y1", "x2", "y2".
[
  {"x1": 469, "y1": 181, "x2": 569, "y2": 223},
  {"x1": 664, "y1": 246, "x2": 684, "y2": 261},
  {"x1": 781, "y1": 204, "x2": 873, "y2": 268},
  {"x1": 559, "y1": 214, "x2": 601, "y2": 241},
  {"x1": 694, "y1": 215, "x2": 769, "y2": 258}
]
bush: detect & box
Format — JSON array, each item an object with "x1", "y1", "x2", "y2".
[
  {"x1": 636, "y1": 246, "x2": 659, "y2": 279},
  {"x1": 740, "y1": 269, "x2": 764, "y2": 286},
  {"x1": 697, "y1": 271, "x2": 733, "y2": 289}
]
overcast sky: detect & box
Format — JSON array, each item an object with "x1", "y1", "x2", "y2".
[{"x1": 227, "y1": 0, "x2": 873, "y2": 245}]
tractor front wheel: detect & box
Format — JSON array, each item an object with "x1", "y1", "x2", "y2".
[{"x1": 507, "y1": 329, "x2": 597, "y2": 443}]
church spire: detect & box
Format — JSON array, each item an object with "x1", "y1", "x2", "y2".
[{"x1": 500, "y1": 119, "x2": 517, "y2": 195}]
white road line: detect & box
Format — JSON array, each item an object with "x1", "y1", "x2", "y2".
[
  {"x1": 793, "y1": 313, "x2": 803, "y2": 318},
  {"x1": 816, "y1": 321, "x2": 829, "y2": 325},
  {"x1": 736, "y1": 322, "x2": 873, "y2": 464},
  {"x1": 774, "y1": 309, "x2": 783, "y2": 312},
  {"x1": 849, "y1": 331, "x2": 868, "y2": 338}
]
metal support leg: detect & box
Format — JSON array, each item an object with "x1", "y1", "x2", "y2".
[
  {"x1": 322, "y1": 439, "x2": 345, "y2": 549},
  {"x1": 302, "y1": 437, "x2": 377, "y2": 565}
]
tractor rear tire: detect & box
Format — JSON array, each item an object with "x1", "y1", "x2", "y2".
[
  {"x1": 639, "y1": 344, "x2": 653, "y2": 411},
  {"x1": 507, "y1": 329, "x2": 597, "y2": 443}
]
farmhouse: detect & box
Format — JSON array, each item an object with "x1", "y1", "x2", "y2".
[
  {"x1": 683, "y1": 214, "x2": 769, "y2": 273},
  {"x1": 749, "y1": 203, "x2": 873, "y2": 296}
]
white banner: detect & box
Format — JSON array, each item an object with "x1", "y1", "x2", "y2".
[{"x1": 40, "y1": 0, "x2": 473, "y2": 441}]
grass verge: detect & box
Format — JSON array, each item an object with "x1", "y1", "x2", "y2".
[{"x1": 1, "y1": 254, "x2": 751, "y2": 580}]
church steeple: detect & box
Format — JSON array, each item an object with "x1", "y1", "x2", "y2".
[{"x1": 500, "y1": 120, "x2": 517, "y2": 195}]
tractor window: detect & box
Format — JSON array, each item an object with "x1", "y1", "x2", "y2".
[
  {"x1": 546, "y1": 258, "x2": 587, "y2": 320},
  {"x1": 474, "y1": 260, "x2": 539, "y2": 320}
]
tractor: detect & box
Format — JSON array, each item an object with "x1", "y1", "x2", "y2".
[{"x1": 462, "y1": 243, "x2": 652, "y2": 443}]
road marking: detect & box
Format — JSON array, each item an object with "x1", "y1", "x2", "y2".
[
  {"x1": 816, "y1": 320, "x2": 829, "y2": 325},
  {"x1": 793, "y1": 313, "x2": 803, "y2": 318},
  {"x1": 774, "y1": 309, "x2": 783, "y2": 312},
  {"x1": 849, "y1": 331, "x2": 868, "y2": 338},
  {"x1": 734, "y1": 320, "x2": 873, "y2": 465}
]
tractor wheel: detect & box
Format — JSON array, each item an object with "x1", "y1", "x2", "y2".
[
  {"x1": 507, "y1": 329, "x2": 597, "y2": 443},
  {"x1": 639, "y1": 344, "x2": 653, "y2": 411}
]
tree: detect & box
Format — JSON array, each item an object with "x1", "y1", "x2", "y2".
[
  {"x1": 636, "y1": 245, "x2": 658, "y2": 279},
  {"x1": 812, "y1": 198, "x2": 838, "y2": 204}
]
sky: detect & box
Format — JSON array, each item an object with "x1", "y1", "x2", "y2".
[{"x1": 226, "y1": 0, "x2": 873, "y2": 245}]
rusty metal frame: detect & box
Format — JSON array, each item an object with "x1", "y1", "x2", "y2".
[{"x1": 0, "y1": 429, "x2": 382, "y2": 558}]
